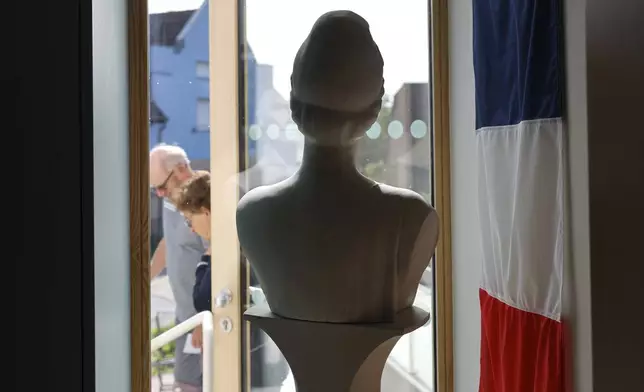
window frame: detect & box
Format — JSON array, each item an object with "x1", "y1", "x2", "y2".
[
  {"x1": 429, "y1": 1, "x2": 454, "y2": 391},
  {"x1": 196, "y1": 98, "x2": 211, "y2": 132},
  {"x1": 127, "y1": 0, "x2": 150, "y2": 391},
  {"x1": 127, "y1": 0, "x2": 454, "y2": 391},
  {"x1": 196, "y1": 60, "x2": 210, "y2": 79}
]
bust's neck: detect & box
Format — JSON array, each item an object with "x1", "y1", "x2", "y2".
[{"x1": 299, "y1": 141, "x2": 359, "y2": 177}]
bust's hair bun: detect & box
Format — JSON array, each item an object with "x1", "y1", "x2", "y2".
[{"x1": 290, "y1": 10, "x2": 385, "y2": 114}]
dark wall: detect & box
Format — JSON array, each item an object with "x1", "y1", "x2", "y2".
[
  {"x1": 17, "y1": 0, "x2": 95, "y2": 391},
  {"x1": 586, "y1": 0, "x2": 644, "y2": 390}
]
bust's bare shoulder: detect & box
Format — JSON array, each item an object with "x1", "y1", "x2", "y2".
[
  {"x1": 236, "y1": 179, "x2": 294, "y2": 238},
  {"x1": 376, "y1": 183, "x2": 436, "y2": 217},
  {"x1": 236, "y1": 186, "x2": 273, "y2": 251},
  {"x1": 237, "y1": 179, "x2": 291, "y2": 213},
  {"x1": 237, "y1": 185, "x2": 272, "y2": 212},
  {"x1": 374, "y1": 183, "x2": 439, "y2": 249}
]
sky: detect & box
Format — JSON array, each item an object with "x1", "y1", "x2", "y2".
[{"x1": 149, "y1": 0, "x2": 430, "y2": 99}]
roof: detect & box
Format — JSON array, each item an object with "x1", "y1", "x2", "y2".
[
  {"x1": 150, "y1": 100, "x2": 168, "y2": 124},
  {"x1": 391, "y1": 82, "x2": 429, "y2": 121},
  {"x1": 149, "y1": 10, "x2": 195, "y2": 46},
  {"x1": 149, "y1": 6, "x2": 257, "y2": 61}
]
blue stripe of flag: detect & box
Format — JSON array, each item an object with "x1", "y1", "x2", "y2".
[{"x1": 473, "y1": 0, "x2": 563, "y2": 129}]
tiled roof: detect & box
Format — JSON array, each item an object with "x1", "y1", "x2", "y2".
[
  {"x1": 150, "y1": 100, "x2": 168, "y2": 124},
  {"x1": 149, "y1": 10, "x2": 194, "y2": 46}
]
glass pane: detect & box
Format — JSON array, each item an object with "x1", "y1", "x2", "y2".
[
  {"x1": 148, "y1": 1, "x2": 213, "y2": 391},
  {"x1": 239, "y1": 1, "x2": 434, "y2": 391}
]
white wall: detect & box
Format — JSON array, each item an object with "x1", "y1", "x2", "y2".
[
  {"x1": 92, "y1": 0, "x2": 131, "y2": 391},
  {"x1": 447, "y1": 0, "x2": 481, "y2": 391}
]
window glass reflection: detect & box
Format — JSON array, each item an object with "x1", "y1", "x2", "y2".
[{"x1": 241, "y1": 1, "x2": 434, "y2": 391}]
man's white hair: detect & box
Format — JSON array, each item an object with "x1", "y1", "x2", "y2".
[{"x1": 151, "y1": 143, "x2": 191, "y2": 171}]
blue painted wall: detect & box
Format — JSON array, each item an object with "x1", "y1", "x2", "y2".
[{"x1": 149, "y1": 3, "x2": 257, "y2": 161}]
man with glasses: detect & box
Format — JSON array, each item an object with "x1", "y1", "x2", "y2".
[{"x1": 150, "y1": 144, "x2": 207, "y2": 392}]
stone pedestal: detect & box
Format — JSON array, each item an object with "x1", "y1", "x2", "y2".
[{"x1": 244, "y1": 304, "x2": 430, "y2": 392}]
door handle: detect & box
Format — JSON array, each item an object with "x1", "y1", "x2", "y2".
[{"x1": 215, "y1": 288, "x2": 233, "y2": 308}]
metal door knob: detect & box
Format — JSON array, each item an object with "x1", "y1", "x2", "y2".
[{"x1": 215, "y1": 288, "x2": 232, "y2": 308}]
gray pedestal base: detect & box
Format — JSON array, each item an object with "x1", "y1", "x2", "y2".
[{"x1": 244, "y1": 305, "x2": 430, "y2": 392}]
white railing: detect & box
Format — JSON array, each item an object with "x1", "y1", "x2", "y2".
[{"x1": 151, "y1": 311, "x2": 214, "y2": 392}]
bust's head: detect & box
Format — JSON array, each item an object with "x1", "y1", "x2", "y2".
[{"x1": 290, "y1": 11, "x2": 384, "y2": 146}]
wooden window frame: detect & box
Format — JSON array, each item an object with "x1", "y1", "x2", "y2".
[
  {"x1": 128, "y1": 0, "x2": 150, "y2": 390},
  {"x1": 127, "y1": 0, "x2": 453, "y2": 391},
  {"x1": 430, "y1": 1, "x2": 454, "y2": 391}
]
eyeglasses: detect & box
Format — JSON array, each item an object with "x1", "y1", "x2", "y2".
[{"x1": 153, "y1": 170, "x2": 174, "y2": 192}]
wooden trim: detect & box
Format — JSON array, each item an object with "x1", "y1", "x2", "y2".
[
  {"x1": 238, "y1": 3, "x2": 253, "y2": 390},
  {"x1": 431, "y1": 0, "x2": 454, "y2": 391},
  {"x1": 128, "y1": 0, "x2": 151, "y2": 391},
  {"x1": 209, "y1": 0, "x2": 242, "y2": 391}
]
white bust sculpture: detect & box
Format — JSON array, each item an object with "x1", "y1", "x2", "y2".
[{"x1": 237, "y1": 10, "x2": 439, "y2": 323}]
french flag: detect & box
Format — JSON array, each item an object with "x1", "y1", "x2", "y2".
[{"x1": 473, "y1": 0, "x2": 567, "y2": 391}]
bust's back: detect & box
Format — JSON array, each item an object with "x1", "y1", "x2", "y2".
[
  {"x1": 236, "y1": 175, "x2": 439, "y2": 323},
  {"x1": 238, "y1": 10, "x2": 439, "y2": 323}
]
